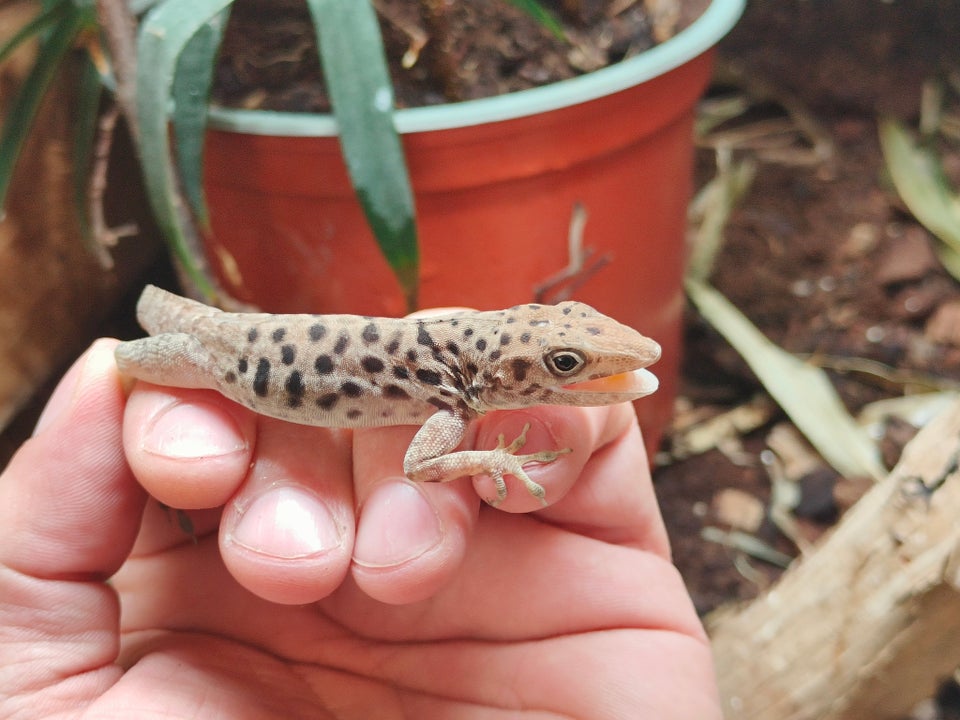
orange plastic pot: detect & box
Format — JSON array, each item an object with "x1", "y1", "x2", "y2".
[{"x1": 202, "y1": 0, "x2": 744, "y2": 455}]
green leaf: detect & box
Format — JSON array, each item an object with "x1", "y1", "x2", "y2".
[
  {"x1": 686, "y1": 277, "x2": 885, "y2": 480},
  {"x1": 505, "y1": 0, "x2": 566, "y2": 41},
  {"x1": 0, "y1": 3, "x2": 89, "y2": 210},
  {"x1": 172, "y1": 11, "x2": 228, "y2": 229},
  {"x1": 879, "y1": 117, "x2": 960, "y2": 281},
  {"x1": 0, "y1": 1, "x2": 68, "y2": 65},
  {"x1": 71, "y1": 52, "x2": 103, "y2": 249},
  {"x1": 137, "y1": 0, "x2": 234, "y2": 298},
  {"x1": 306, "y1": 0, "x2": 419, "y2": 311}
]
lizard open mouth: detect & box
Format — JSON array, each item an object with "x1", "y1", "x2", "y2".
[{"x1": 561, "y1": 368, "x2": 659, "y2": 397}]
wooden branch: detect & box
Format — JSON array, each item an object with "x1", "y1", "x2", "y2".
[
  {"x1": 96, "y1": 0, "x2": 139, "y2": 141},
  {"x1": 710, "y1": 398, "x2": 960, "y2": 720}
]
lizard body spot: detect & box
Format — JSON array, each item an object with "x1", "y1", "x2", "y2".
[
  {"x1": 475, "y1": 338, "x2": 488, "y2": 352},
  {"x1": 406, "y1": 349, "x2": 418, "y2": 362},
  {"x1": 285, "y1": 370, "x2": 306, "y2": 407},
  {"x1": 247, "y1": 328, "x2": 259, "y2": 342},
  {"x1": 341, "y1": 381, "x2": 363, "y2": 398},
  {"x1": 253, "y1": 358, "x2": 271, "y2": 397},
  {"x1": 445, "y1": 341, "x2": 460, "y2": 356},
  {"x1": 500, "y1": 333, "x2": 512, "y2": 346},
  {"x1": 238, "y1": 358, "x2": 248, "y2": 374},
  {"x1": 309, "y1": 323, "x2": 327, "y2": 342},
  {"x1": 528, "y1": 304, "x2": 542, "y2": 310},
  {"x1": 361, "y1": 356, "x2": 385, "y2": 373},
  {"x1": 466, "y1": 362, "x2": 479, "y2": 375},
  {"x1": 224, "y1": 371, "x2": 237, "y2": 384},
  {"x1": 362, "y1": 323, "x2": 380, "y2": 344},
  {"x1": 385, "y1": 338, "x2": 401, "y2": 355},
  {"x1": 510, "y1": 358, "x2": 532, "y2": 382},
  {"x1": 347, "y1": 409, "x2": 363, "y2": 420},
  {"x1": 393, "y1": 366, "x2": 410, "y2": 380},
  {"x1": 428, "y1": 397, "x2": 453, "y2": 412},
  {"x1": 281, "y1": 344, "x2": 296, "y2": 365},
  {"x1": 416, "y1": 368, "x2": 443, "y2": 386},
  {"x1": 384, "y1": 384, "x2": 410, "y2": 399},
  {"x1": 417, "y1": 324, "x2": 435, "y2": 348},
  {"x1": 489, "y1": 350, "x2": 502, "y2": 361},
  {"x1": 463, "y1": 327, "x2": 474, "y2": 338},
  {"x1": 529, "y1": 319, "x2": 549, "y2": 327},
  {"x1": 506, "y1": 316, "x2": 516, "y2": 324},
  {"x1": 315, "y1": 355, "x2": 334, "y2": 374},
  {"x1": 333, "y1": 333, "x2": 350, "y2": 355},
  {"x1": 520, "y1": 332, "x2": 532, "y2": 344},
  {"x1": 562, "y1": 307, "x2": 572, "y2": 315},
  {"x1": 586, "y1": 326, "x2": 602, "y2": 336},
  {"x1": 272, "y1": 328, "x2": 287, "y2": 343},
  {"x1": 317, "y1": 393, "x2": 339, "y2": 410}
]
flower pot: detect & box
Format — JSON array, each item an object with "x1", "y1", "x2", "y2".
[{"x1": 201, "y1": 0, "x2": 745, "y2": 456}]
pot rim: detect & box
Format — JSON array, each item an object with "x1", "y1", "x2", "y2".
[{"x1": 207, "y1": 0, "x2": 744, "y2": 137}]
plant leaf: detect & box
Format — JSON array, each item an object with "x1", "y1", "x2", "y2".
[
  {"x1": 137, "y1": 0, "x2": 234, "y2": 298},
  {"x1": 879, "y1": 117, "x2": 960, "y2": 281},
  {"x1": 505, "y1": 0, "x2": 566, "y2": 41},
  {"x1": 172, "y1": 10, "x2": 228, "y2": 229},
  {"x1": 0, "y1": 0, "x2": 68, "y2": 65},
  {"x1": 71, "y1": 52, "x2": 103, "y2": 251},
  {"x1": 686, "y1": 277, "x2": 885, "y2": 480},
  {"x1": 687, "y1": 151, "x2": 756, "y2": 282},
  {"x1": 0, "y1": 3, "x2": 90, "y2": 210},
  {"x1": 306, "y1": 0, "x2": 419, "y2": 311}
]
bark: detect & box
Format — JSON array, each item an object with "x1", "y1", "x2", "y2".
[{"x1": 711, "y1": 398, "x2": 960, "y2": 720}]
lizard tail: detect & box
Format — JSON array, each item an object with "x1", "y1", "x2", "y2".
[{"x1": 135, "y1": 285, "x2": 221, "y2": 335}]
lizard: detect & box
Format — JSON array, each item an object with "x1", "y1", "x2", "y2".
[{"x1": 114, "y1": 285, "x2": 661, "y2": 504}]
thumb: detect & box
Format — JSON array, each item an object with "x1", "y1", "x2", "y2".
[{"x1": 0, "y1": 339, "x2": 146, "y2": 712}]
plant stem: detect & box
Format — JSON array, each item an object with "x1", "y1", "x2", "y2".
[{"x1": 96, "y1": 0, "x2": 140, "y2": 140}]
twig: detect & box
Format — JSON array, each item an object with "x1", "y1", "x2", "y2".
[
  {"x1": 373, "y1": 0, "x2": 429, "y2": 68},
  {"x1": 87, "y1": 105, "x2": 138, "y2": 269},
  {"x1": 96, "y1": 0, "x2": 139, "y2": 141},
  {"x1": 533, "y1": 202, "x2": 612, "y2": 303}
]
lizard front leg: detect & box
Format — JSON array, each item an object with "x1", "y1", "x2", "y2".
[{"x1": 403, "y1": 411, "x2": 571, "y2": 505}]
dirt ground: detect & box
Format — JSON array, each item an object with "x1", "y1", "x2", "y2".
[{"x1": 659, "y1": 0, "x2": 960, "y2": 617}]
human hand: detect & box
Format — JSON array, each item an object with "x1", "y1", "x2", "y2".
[{"x1": 0, "y1": 339, "x2": 721, "y2": 718}]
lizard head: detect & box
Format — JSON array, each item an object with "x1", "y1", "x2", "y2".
[{"x1": 476, "y1": 301, "x2": 661, "y2": 410}]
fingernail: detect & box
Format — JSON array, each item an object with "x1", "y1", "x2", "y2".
[
  {"x1": 227, "y1": 484, "x2": 342, "y2": 558},
  {"x1": 142, "y1": 401, "x2": 248, "y2": 458},
  {"x1": 353, "y1": 480, "x2": 442, "y2": 568}
]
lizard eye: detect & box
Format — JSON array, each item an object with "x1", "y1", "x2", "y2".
[{"x1": 545, "y1": 349, "x2": 586, "y2": 377}]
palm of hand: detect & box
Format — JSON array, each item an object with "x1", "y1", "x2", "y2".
[
  {"x1": 110, "y1": 510, "x2": 692, "y2": 718},
  {"x1": 0, "y1": 340, "x2": 719, "y2": 719}
]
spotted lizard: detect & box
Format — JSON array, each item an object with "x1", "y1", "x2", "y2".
[{"x1": 114, "y1": 285, "x2": 661, "y2": 504}]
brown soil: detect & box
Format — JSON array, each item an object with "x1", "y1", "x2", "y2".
[
  {"x1": 213, "y1": 0, "x2": 707, "y2": 112},
  {"x1": 658, "y1": 0, "x2": 960, "y2": 618}
]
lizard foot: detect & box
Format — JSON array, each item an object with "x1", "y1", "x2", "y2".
[{"x1": 485, "y1": 423, "x2": 572, "y2": 506}]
